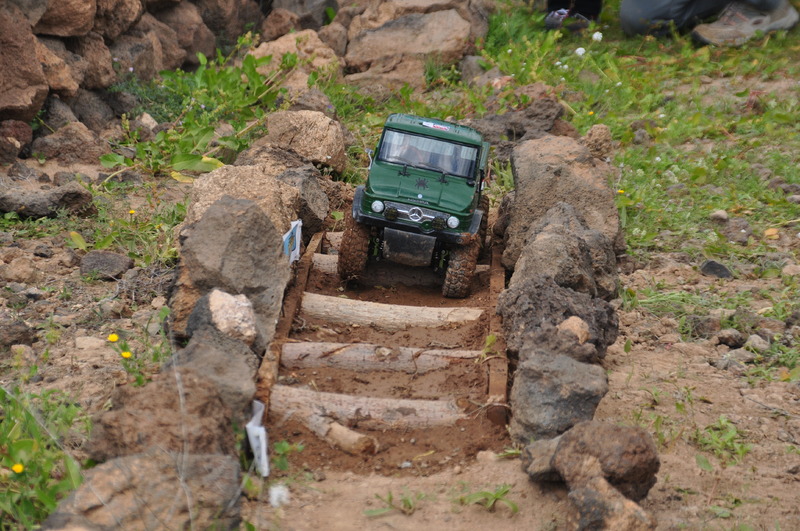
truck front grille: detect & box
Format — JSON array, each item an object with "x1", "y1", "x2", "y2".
[{"x1": 383, "y1": 201, "x2": 446, "y2": 224}]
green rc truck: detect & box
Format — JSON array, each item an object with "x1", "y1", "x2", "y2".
[{"x1": 338, "y1": 113, "x2": 490, "y2": 298}]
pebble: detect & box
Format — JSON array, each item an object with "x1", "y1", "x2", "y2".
[{"x1": 709, "y1": 209, "x2": 728, "y2": 222}]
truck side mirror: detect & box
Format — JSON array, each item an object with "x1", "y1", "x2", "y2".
[{"x1": 366, "y1": 148, "x2": 374, "y2": 168}]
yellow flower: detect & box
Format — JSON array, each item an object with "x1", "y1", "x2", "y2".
[
  {"x1": 107, "y1": 333, "x2": 119, "y2": 342},
  {"x1": 121, "y1": 351, "x2": 132, "y2": 359},
  {"x1": 617, "y1": 189, "x2": 625, "y2": 194},
  {"x1": 588, "y1": 111, "x2": 594, "y2": 115},
  {"x1": 12, "y1": 463, "x2": 24, "y2": 474},
  {"x1": 129, "y1": 209, "x2": 136, "y2": 215}
]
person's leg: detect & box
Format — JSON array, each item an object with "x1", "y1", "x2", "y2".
[
  {"x1": 619, "y1": 0, "x2": 732, "y2": 35},
  {"x1": 547, "y1": 0, "x2": 602, "y2": 18}
]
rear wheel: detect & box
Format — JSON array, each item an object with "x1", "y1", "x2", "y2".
[
  {"x1": 338, "y1": 211, "x2": 371, "y2": 281},
  {"x1": 442, "y1": 240, "x2": 479, "y2": 298}
]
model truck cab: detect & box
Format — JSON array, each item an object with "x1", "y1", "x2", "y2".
[{"x1": 338, "y1": 114, "x2": 490, "y2": 298}]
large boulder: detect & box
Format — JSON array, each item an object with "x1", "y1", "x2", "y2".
[
  {"x1": 69, "y1": 89, "x2": 116, "y2": 134},
  {"x1": 260, "y1": 7, "x2": 302, "y2": 42},
  {"x1": 345, "y1": 10, "x2": 471, "y2": 76},
  {"x1": 6, "y1": 0, "x2": 49, "y2": 26},
  {"x1": 250, "y1": 29, "x2": 341, "y2": 92},
  {"x1": 462, "y1": 95, "x2": 565, "y2": 162},
  {"x1": 271, "y1": 0, "x2": 336, "y2": 29},
  {"x1": 0, "y1": 6, "x2": 48, "y2": 122},
  {"x1": 34, "y1": 37, "x2": 86, "y2": 98},
  {"x1": 552, "y1": 421, "x2": 660, "y2": 502},
  {"x1": 509, "y1": 335, "x2": 608, "y2": 442},
  {"x1": 498, "y1": 276, "x2": 619, "y2": 358},
  {"x1": 155, "y1": 2, "x2": 215, "y2": 66},
  {"x1": 0, "y1": 120, "x2": 33, "y2": 163},
  {"x1": 0, "y1": 181, "x2": 94, "y2": 219},
  {"x1": 513, "y1": 202, "x2": 618, "y2": 300},
  {"x1": 193, "y1": 0, "x2": 244, "y2": 39},
  {"x1": 185, "y1": 165, "x2": 299, "y2": 232},
  {"x1": 67, "y1": 32, "x2": 117, "y2": 89},
  {"x1": 568, "y1": 477, "x2": 658, "y2": 530},
  {"x1": 88, "y1": 367, "x2": 237, "y2": 461},
  {"x1": 32, "y1": 0, "x2": 96, "y2": 36},
  {"x1": 262, "y1": 110, "x2": 347, "y2": 174},
  {"x1": 504, "y1": 135, "x2": 623, "y2": 269},
  {"x1": 39, "y1": 97, "x2": 79, "y2": 135},
  {"x1": 108, "y1": 32, "x2": 159, "y2": 81},
  {"x1": 93, "y1": 0, "x2": 145, "y2": 40},
  {"x1": 169, "y1": 196, "x2": 292, "y2": 349},
  {"x1": 130, "y1": 12, "x2": 187, "y2": 71},
  {"x1": 43, "y1": 452, "x2": 241, "y2": 530},
  {"x1": 170, "y1": 325, "x2": 258, "y2": 422},
  {"x1": 29, "y1": 122, "x2": 109, "y2": 164}
]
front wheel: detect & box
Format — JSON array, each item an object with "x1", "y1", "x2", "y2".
[
  {"x1": 337, "y1": 211, "x2": 371, "y2": 281},
  {"x1": 442, "y1": 240, "x2": 479, "y2": 298}
]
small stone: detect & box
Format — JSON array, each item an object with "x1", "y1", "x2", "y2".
[
  {"x1": 709, "y1": 210, "x2": 728, "y2": 222},
  {"x1": 399, "y1": 461, "x2": 412, "y2": 469},
  {"x1": 782, "y1": 264, "x2": 800, "y2": 277},
  {"x1": 716, "y1": 328, "x2": 745, "y2": 348},
  {"x1": 700, "y1": 260, "x2": 732, "y2": 278},
  {"x1": 557, "y1": 316, "x2": 590, "y2": 344},
  {"x1": 727, "y1": 348, "x2": 758, "y2": 364},
  {"x1": 744, "y1": 334, "x2": 770, "y2": 353},
  {"x1": 787, "y1": 195, "x2": 800, "y2": 204}
]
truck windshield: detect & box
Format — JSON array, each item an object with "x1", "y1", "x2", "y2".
[{"x1": 377, "y1": 129, "x2": 478, "y2": 178}]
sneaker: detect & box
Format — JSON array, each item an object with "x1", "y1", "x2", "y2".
[
  {"x1": 545, "y1": 9, "x2": 592, "y2": 32},
  {"x1": 692, "y1": 0, "x2": 799, "y2": 46}
]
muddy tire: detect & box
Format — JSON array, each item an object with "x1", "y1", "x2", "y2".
[
  {"x1": 338, "y1": 211, "x2": 371, "y2": 281},
  {"x1": 478, "y1": 194, "x2": 490, "y2": 257},
  {"x1": 442, "y1": 240, "x2": 479, "y2": 298}
]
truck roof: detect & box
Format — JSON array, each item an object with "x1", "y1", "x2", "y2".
[{"x1": 384, "y1": 113, "x2": 483, "y2": 146}]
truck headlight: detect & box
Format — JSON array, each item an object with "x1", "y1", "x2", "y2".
[
  {"x1": 446, "y1": 216, "x2": 460, "y2": 229},
  {"x1": 371, "y1": 200, "x2": 385, "y2": 213}
]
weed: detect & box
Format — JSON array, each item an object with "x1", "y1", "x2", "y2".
[
  {"x1": 458, "y1": 483, "x2": 519, "y2": 514},
  {"x1": 102, "y1": 33, "x2": 288, "y2": 180},
  {"x1": 271, "y1": 440, "x2": 305, "y2": 472},
  {"x1": 364, "y1": 490, "x2": 426, "y2": 517},
  {"x1": 0, "y1": 387, "x2": 84, "y2": 527},
  {"x1": 693, "y1": 415, "x2": 752, "y2": 465}
]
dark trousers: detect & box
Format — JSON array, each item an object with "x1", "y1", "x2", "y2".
[
  {"x1": 546, "y1": 1, "x2": 785, "y2": 33},
  {"x1": 620, "y1": 0, "x2": 783, "y2": 34}
]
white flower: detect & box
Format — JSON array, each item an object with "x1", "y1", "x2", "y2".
[
  {"x1": 555, "y1": 61, "x2": 562, "y2": 66},
  {"x1": 658, "y1": 113, "x2": 666, "y2": 118},
  {"x1": 561, "y1": 64, "x2": 569, "y2": 70},
  {"x1": 507, "y1": 48, "x2": 512, "y2": 54},
  {"x1": 592, "y1": 31, "x2": 603, "y2": 42},
  {"x1": 575, "y1": 47, "x2": 586, "y2": 56},
  {"x1": 616, "y1": 81, "x2": 622, "y2": 87},
  {"x1": 655, "y1": 156, "x2": 661, "y2": 162}
]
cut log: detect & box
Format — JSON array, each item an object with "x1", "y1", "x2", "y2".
[
  {"x1": 300, "y1": 292, "x2": 484, "y2": 330},
  {"x1": 281, "y1": 341, "x2": 481, "y2": 373},
  {"x1": 305, "y1": 413, "x2": 378, "y2": 455},
  {"x1": 269, "y1": 384, "x2": 467, "y2": 430}
]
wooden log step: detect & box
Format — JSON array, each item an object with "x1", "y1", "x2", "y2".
[
  {"x1": 281, "y1": 341, "x2": 481, "y2": 374},
  {"x1": 300, "y1": 292, "x2": 484, "y2": 331},
  {"x1": 269, "y1": 384, "x2": 467, "y2": 430}
]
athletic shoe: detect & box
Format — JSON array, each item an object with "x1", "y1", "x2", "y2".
[
  {"x1": 545, "y1": 9, "x2": 592, "y2": 32},
  {"x1": 692, "y1": 0, "x2": 799, "y2": 46}
]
